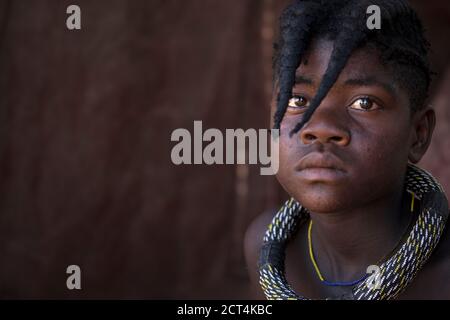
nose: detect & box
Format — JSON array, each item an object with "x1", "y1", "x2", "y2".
[{"x1": 299, "y1": 108, "x2": 350, "y2": 146}]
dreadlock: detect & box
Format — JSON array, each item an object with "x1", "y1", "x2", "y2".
[{"x1": 272, "y1": 0, "x2": 432, "y2": 137}]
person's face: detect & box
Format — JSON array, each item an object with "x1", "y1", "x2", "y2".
[{"x1": 272, "y1": 38, "x2": 435, "y2": 213}]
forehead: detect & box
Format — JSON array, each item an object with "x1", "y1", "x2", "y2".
[{"x1": 296, "y1": 38, "x2": 398, "y2": 91}]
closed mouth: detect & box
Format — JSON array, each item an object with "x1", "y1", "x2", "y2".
[
  {"x1": 296, "y1": 152, "x2": 346, "y2": 172},
  {"x1": 295, "y1": 152, "x2": 347, "y2": 182}
]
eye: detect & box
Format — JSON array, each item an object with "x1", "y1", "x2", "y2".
[
  {"x1": 349, "y1": 97, "x2": 380, "y2": 111},
  {"x1": 288, "y1": 95, "x2": 310, "y2": 109}
]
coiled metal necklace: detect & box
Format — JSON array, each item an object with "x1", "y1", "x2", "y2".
[{"x1": 258, "y1": 164, "x2": 448, "y2": 300}]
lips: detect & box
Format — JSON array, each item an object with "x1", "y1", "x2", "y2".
[{"x1": 296, "y1": 152, "x2": 346, "y2": 182}]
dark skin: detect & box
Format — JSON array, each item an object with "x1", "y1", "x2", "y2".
[{"x1": 244, "y1": 38, "x2": 450, "y2": 299}]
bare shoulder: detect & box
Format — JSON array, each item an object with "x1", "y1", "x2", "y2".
[{"x1": 243, "y1": 209, "x2": 276, "y2": 299}]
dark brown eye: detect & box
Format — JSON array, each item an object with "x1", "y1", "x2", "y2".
[
  {"x1": 288, "y1": 95, "x2": 309, "y2": 108},
  {"x1": 350, "y1": 97, "x2": 377, "y2": 111}
]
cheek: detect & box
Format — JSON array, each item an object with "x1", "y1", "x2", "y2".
[
  {"x1": 276, "y1": 127, "x2": 301, "y2": 192},
  {"x1": 348, "y1": 124, "x2": 411, "y2": 195},
  {"x1": 278, "y1": 119, "x2": 299, "y2": 160},
  {"x1": 357, "y1": 122, "x2": 411, "y2": 169}
]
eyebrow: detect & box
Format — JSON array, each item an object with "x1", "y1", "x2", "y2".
[
  {"x1": 294, "y1": 75, "x2": 313, "y2": 85},
  {"x1": 344, "y1": 77, "x2": 396, "y2": 97},
  {"x1": 294, "y1": 74, "x2": 396, "y2": 97}
]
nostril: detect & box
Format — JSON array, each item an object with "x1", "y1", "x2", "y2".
[{"x1": 330, "y1": 136, "x2": 342, "y2": 142}]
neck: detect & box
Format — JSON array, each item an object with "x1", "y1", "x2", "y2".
[{"x1": 308, "y1": 186, "x2": 412, "y2": 281}]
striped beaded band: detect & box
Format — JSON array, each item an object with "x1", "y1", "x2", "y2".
[{"x1": 258, "y1": 164, "x2": 449, "y2": 300}]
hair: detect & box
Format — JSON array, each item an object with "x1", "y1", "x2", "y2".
[{"x1": 272, "y1": 0, "x2": 432, "y2": 136}]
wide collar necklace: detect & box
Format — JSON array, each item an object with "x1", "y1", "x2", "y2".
[{"x1": 258, "y1": 164, "x2": 449, "y2": 300}]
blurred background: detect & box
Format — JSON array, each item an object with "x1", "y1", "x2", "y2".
[{"x1": 0, "y1": 0, "x2": 449, "y2": 299}]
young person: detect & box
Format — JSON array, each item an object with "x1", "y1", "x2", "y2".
[{"x1": 244, "y1": 0, "x2": 450, "y2": 300}]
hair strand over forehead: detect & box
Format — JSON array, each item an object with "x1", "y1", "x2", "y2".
[{"x1": 273, "y1": 0, "x2": 432, "y2": 135}]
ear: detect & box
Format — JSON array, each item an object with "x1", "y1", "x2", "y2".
[{"x1": 408, "y1": 107, "x2": 436, "y2": 164}]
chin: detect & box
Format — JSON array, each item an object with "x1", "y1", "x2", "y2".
[{"x1": 290, "y1": 189, "x2": 350, "y2": 214}]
